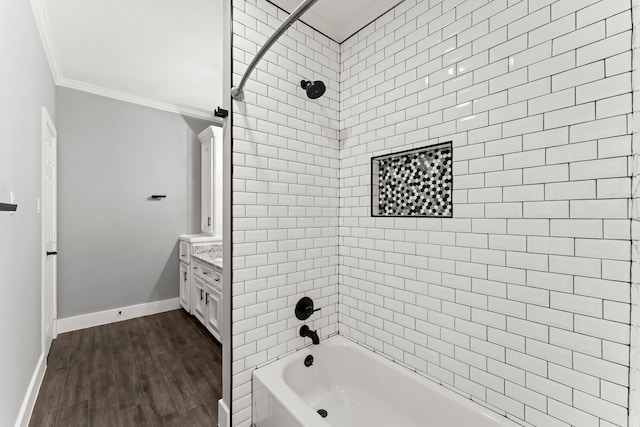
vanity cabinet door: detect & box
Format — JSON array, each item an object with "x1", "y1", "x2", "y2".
[
  {"x1": 201, "y1": 139, "x2": 213, "y2": 234},
  {"x1": 197, "y1": 126, "x2": 222, "y2": 238},
  {"x1": 179, "y1": 261, "x2": 191, "y2": 312},
  {"x1": 205, "y1": 284, "x2": 222, "y2": 341},
  {"x1": 193, "y1": 275, "x2": 206, "y2": 324}
]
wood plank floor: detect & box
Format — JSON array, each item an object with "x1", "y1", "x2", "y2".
[{"x1": 29, "y1": 309, "x2": 222, "y2": 427}]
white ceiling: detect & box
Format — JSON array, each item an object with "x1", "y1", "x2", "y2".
[
  {"x1": 33, "y1": 0, "x2": 398, "y2": 120},
  {"x1": 36, "y1": 0, "x2": 223, "y2": 120},
  {"x1": 270, "y1": 0, "x2": 402, "y2": 42}
]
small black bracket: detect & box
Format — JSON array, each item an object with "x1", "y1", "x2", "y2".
[
  {"x1": 150, "y1": 195, "x2": 166, "y2": 200},
  {"x1": 0, "y1": 203, "x2": 17, "y2": 212},
  {"x1": 214, "y1": 107, "x2": 229, "y2": 118}
]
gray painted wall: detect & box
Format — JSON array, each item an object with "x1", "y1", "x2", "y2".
[
  {"x1": 0, "y1": 1, "x2": 56, "y2": 423},
  {"x1": 56, "y1": 87, "x2": 211, "y2": 318}
]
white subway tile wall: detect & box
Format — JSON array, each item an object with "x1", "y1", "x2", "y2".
[
  {"x1": 232, "y1": 0, "x2": 634, "y2": 426},
  {"x1": 339, "y1": 1, "x2": 631, "y2": 427},
  {"x1": 231, "y1": 0, "x2": 341, "y2": 425}
]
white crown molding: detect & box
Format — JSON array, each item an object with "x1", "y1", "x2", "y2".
[
  {"x1": 57, "y1": 77, "x2": 224, "y2": 123},
  {"x1": 29, "y1": 0, "x2": 223, "y2": 124},
  {"x1": 30, "y1": 0, "x2": 62, "y2": 82}
]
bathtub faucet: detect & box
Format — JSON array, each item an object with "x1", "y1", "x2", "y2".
[{"x1": 300, "y1": 325, "x2": 320, "y2": 345}]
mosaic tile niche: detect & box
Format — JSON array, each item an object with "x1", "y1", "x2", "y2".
[{"x1": 372, "y1": 142, "x2": 453, "y2": 217}]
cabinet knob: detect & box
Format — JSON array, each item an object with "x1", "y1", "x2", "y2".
[
  {"x1": 183, "y1": 271, "x2": 187, "y2": 281},
  {"x1": 215, "y1": 278, "x2": 220, "y2": 282},
  {"x1": 205, "y1": 293, "x2": 209, "y2": 305},
  {"x1": 200, "y1": 289, "x2": 204, "y2": 300},
  {"x1": 208, "y1": 217, "x2": 211, "y2": 227}
]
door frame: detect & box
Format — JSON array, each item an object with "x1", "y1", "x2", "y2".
[{"x1": 41, "y1": 106, "x2": 57, "y2": 355}]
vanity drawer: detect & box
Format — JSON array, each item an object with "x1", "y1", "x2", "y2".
[
  {"x1": 194, "y1": 260, "x2": 214, "y2": 280},
  {"x1": 193, "y1": 260, "x2": 222, "y2": 288},
  {"x1": 179, "y1": 240, "x2": 190, "y2": 263}
]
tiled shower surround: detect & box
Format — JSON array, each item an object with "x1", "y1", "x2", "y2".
[
  {"x1": 232, "y1": 0, "x2": 635, "y2": 426},
  {"x1": 231, "y1": 0, "x2": 340, "y2": 424},
  {"x1": 339, "y1": 0, "x2": 633, "y2": 426}
]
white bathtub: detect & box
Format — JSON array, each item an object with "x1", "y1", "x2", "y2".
[{"x1": 252, "y1": 335, "x2": 518, "y2": 427}]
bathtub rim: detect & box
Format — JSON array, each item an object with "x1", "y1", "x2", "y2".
[{"x1": 252, "y1": 334, "x2": 521, "y2": 427}]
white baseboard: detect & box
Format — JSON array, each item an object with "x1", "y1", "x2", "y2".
[
  {"x1": 218, "y1": 399, "x2": 230, "y2": 427},
  {"x1": 57, "y1": 298, "x2": 181, "y2": 334},
  {"x1": 15, "y1": 352, "x2": 46, "y2": 427}
]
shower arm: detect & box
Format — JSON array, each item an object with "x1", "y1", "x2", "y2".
[{"x1": 230, "y1": 0, "x2": 319, "y2": 101}]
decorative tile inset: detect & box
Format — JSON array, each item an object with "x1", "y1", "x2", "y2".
[{"x1": 372, "y1": 142, "x2": 453, "y2": 217}]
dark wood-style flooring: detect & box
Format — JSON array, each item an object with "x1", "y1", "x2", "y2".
[{"x1": 29, "y1": 309, "x2": 222, "y2": 427}]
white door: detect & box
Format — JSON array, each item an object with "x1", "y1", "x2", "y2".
[{"x1": 42, "y1": 107, "x2": 57, "y2": 356}]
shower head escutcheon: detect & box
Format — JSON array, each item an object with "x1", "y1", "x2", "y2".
[{"x1": 301, "y1": 80, "x2": 326, "y2": 99}]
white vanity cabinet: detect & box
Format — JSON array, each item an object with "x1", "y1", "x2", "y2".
[
  {"x1": 193, "y1": 260, "x2": 223, "y2": 341},
  {"x1": 178, "y1": 235, "x2": 219, "y2": 314},
  {"x1": 178, "y1": 234, "x2": 223, "y2": 342},
  {"x1": 198, "y1": 126, "x2": 223, "y2": 238}
]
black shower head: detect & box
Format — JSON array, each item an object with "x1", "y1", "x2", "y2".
[{"x1": 301, "y1": 80, "x2": 326, "y2": 99}]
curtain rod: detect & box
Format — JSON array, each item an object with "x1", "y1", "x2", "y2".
[{"x1": 230, "y1": 0, "x2": 319, "y2": 101}]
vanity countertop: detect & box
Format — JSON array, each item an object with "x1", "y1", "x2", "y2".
[
  {"x1": 179, "y1": 234, "x2": 222, "y2": 243},
  {"x1": 192, "y1": 252, "x2": 223, "y2": 272}
]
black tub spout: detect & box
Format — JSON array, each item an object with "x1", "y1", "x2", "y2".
[{"x1": 300, "y1": 325, "x2": 320, "y2": 345}]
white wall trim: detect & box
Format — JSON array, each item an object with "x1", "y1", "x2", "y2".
[
  {"x1": 29, "y1": 0, "x2": 62, "y2": 82},
  {"x1": 221, "y1": 0, "x2": 233, "y2": 420},
  {"x1": 57, "y1": 78, "x2": 224, "y2": 123},
  {"x1": 218, "y1": 399, "x2": 230, "y2": 427},
  {"x1": 630, "y1": 2, "x2": 640, "y2": 426},
  {"x1": 14, "y1": 353, "x2": 46, "y2": 427},
  {"x1": 41, "y1": 106, "x2": 58, "y2": 361},
  {"x1": 57, "y1": 298, "x2": 181, "y2": 334}
]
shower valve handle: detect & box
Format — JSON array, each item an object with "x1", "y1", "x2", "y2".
[
  {"x1": 295, "y1": 297, "x2": 320, "y2": 321},
  {"x1": 306, "y1": 306, "x2": 321, "y2": 315}
]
